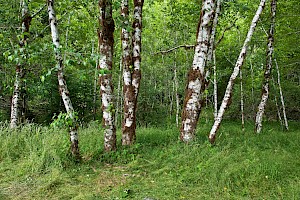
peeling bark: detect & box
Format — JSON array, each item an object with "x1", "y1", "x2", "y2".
[
  {"x1": 98, "y1": 0, "x2": 116, "y2": 151},
  {"x1": 47, "y1": 0, "x2": 80, "y2": 158},
  {"x1": 10, "y1": 0, "x2": 32, "y2": 128},
  {"x1": 121, "y1": 0, "x2": 144, "y2": 145},
  {"x1": 10, "y1": 66, "x2": 21, "y2": 128},
  {"x1": 180, "y1": 0, "x2": 216, "y2": 142},
  {"x1": 255, "y1": 0, "x2": 276, "y2": 133},
  {"x1": 209, "y1": 0, "x2": 266, "y2": 143}
]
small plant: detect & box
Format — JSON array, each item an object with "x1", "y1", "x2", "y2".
[{"x1": 50, "y1": 112, "x2": 78, "y2": 129}]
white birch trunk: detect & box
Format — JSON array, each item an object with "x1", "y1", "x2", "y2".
[
  {"x1": 121, "y1": 0, "x2": 144, "y2": 145},
  {"x1": 209, "y1": 0, "x2": 266, "y2": 143},
  {"x1": 274, "y1": 58, "x2": 289, "y2": 130},
  {"x1": 92, "y1": 40, "x2": 99, "y2": 120},
  {"x1": 250, "y1": 58, "x2": 255, "y2": 114},
  {"x1": 10, "y1": 66, "x2": 21, "y2": 128},
  {"x1": 47, "y1": 0, "x2": 79, "y2": 157},
  {"x1": 272, "y1": 76, "x2": 283, "y2": 127},
  {"x1": 116, "y1": 56, "x2": 123, "y2": 127},
  {"x1": 98, "y1": 0, "x2": 116, "y2": 151},
  {"x1": 240, "y1": 69, "x2": 245, "y2": 131},
  {"x1": 255, "y1": 0, "x2": 276, "y2": 133},
  {"x1": 174, "y1": 56, "x2": 180, "y2": 127},
  {"x1": 180, "y1": 0, "x2": 216, "y2": 142},
  {"x1": 213, "y1": 50, "x2": 218, "y2": 120},
  {"x1": 10, "y1": 0, "x2": 31, "y2": 128}
]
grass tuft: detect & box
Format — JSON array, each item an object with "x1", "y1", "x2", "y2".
[{"x1": 0, "y1": 121, "x2": 299, "y2": 199}]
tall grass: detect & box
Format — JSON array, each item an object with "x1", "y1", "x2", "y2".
[{"x1": 0, "y1": 121, "x2": 299, "y2": 199}]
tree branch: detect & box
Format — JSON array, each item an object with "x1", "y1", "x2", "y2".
[
  {"x1": 154, "y1": 44, "x2": 195, "y2": 55},
  {"x1": 32, "y1": 4, "x2": 47, "y2": 18},
  {"x1": 215, "y1": 19, "x2": 238, "y2": 47}
]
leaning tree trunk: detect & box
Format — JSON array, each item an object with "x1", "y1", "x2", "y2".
[
  {"x1": 274, "y1": 58, "x2": 289, "y2": 130},
  {"x1": 47, "y1": 0, "x2": 80, "y2": 158},
  {"x1": 209, "y1": 0, "x2": 266, "y2": 143},
  {"x1": 10, "y1": 0, "x2": 31, "y2": 128},
  {"x1": 121, "y1": 0, "x2": 144, "y2": 145},
  {"x1": 180, "y1": 0, "x2": 216, "y2": 142},
  {"x1": 98, "y1": 0, "x2": 116, "y2": 151},
  {"x1": 255, "y1": 0, "x2": 276, "y2": 133}
]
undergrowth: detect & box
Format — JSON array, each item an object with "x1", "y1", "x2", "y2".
[{"x1": 0, "y1": 121, "x2": 299, "y2": 199}]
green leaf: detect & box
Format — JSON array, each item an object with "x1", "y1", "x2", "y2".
[{"x1": 40, "y1": 76, "x2": 45, "y2": 83}]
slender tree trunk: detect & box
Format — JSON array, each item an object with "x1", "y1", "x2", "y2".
[
  {"x1": 213, "y1": 50, "x2": 218, "y2": 120},
  {"x1": 209, "y1": 0, "x2": 266, "y2": 143},
  {"x1": 10, "y1": 65, "x2": 21, "y2": 128},
  {"x1": 10, "y1": 0, "x2": 31, "y2": 128},
  {"x1": 255, "y1": 0, "x2": 276, "y2": 133},
  {"x1": 272, "y1": 76, "x2": 283, "y2": 127},
  {"x1": 250, "y1": 57, "x2": 255, "y2": 115},
  {"x1": 174, "y1": 53, "x2": 180, "y2": 127},
  {"x1": 92, "y1": 40, "x2": 99, "y2": 120},
  {"x1": 274, "y1": 58, "x2": 289, "y2": 130},
  {"x1": 180, "y1": 0, "x2": 216, "y2": 142},
  {"x1": 240, "y1": 69, "x2": 245, "y2": 131},
  {"x1": 116, "y1": 57, "x2": 123, "y2": 127},
  {"x1": 121, "y1": 0, "x2": 144, "y2": 145},
  {"x1": 47, "y1": 0, "x2": 80, "y2": 158},
  {"x1": 98, "y1": 0, "x2": 116, "y2": 151}
]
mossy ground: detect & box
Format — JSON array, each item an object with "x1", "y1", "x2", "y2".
[{"x1": 0, "y1": 121, "x2": 299, "y2": 199}]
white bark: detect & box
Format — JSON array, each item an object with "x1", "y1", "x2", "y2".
[
  {"x1": 255, "y1": 0, "x2": 276, "y2": 133},
  {"x1": 274, "y1": 58, "x2": 289, "y2": 130},
  {"x1": 121, "y1": 0, "x2": 144, "y2": 145},
  {"x1": 47, "y1": 0, "x2": 79, "y2": 157},
  {"x1": 240, "y1": 69, "x2": 245, "y2": 131},
  {"x1": 98, "y1": 0, "x2": 116, "y2": 151},
  {"x1": 180, "y1": 0, "x2": 216, "y2": 142},
  {"x1": 213, "y1": 50, "x2": 218, "y2": 120},
  {"x1": 10, "y1": 0, "x2": 30, "y2": 128},
  {"x1": 10, "y1": 67, "x2": 21, "y2": 128},
  {"x1": 250, "y1": 57, "x2": 255, "y2": 114},
  {"x1": 174, "y1": 57, "x2": 180, "y2": 127},
  {"x1": 209, "y1": 0, "x2": 266, "y2": 143},
  {"x1": 272, "y1": 76, "x2": 283, "y2": 127}
]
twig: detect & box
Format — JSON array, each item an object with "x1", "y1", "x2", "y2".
[
  {"x1": 32, "y1": 4, "x2": 47, "y2": 18},
  {"x1": 154, "y1": 44, "x2": 194, "y2": 55},
  {"x1": 215, "y1": 19, "x2": 238, "y2": 47}
]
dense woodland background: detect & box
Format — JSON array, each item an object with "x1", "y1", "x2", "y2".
[
  {"x1": 0, "y1": 0, "x2": 299, "y2": 126},
  {"x1": 1, "y1": 0, "x2": 300, "y2": 199}
]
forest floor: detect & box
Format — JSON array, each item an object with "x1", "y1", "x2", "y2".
[{"x1": 0, "y1": 121, "x2": 299, "y2": 200}]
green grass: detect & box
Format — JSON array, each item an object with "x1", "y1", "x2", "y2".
[{"x1": 0, "y1": 121, "x2": 300, "y2": 199}]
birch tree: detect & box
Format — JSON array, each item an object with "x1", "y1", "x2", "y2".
[
  {"x1": 209, "y1": 0, "x2": 266, "y2": 143},
  {"x1": 255, "y1": 0, "x2": 277, "y2": 133},
  {"x1": 10, "y1": 0, "x2": 32, "y2": 128},
  {"x1": 180, "y1": 0, "x2": 216, "y2": 142},
  {"x1": 274, "y1": 58, "x2": 289, "y2": 130},
  {"x1": 47, "y1": 0, "x2": 80, "y2": 158},
  {"x1": 98, "y1": 0, "x2": 116, "y2": 151},
  {"x1": 121, "y1": 0, "x2": 144, "y2": 145}
]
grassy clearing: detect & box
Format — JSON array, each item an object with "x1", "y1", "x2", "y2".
[{"x1": 0, "y1": 121, "x2": 299, "y2": 199}]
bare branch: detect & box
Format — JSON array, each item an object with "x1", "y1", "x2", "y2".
[
  {"x1": 154, "y1": 44, "x2": 195, "y2": 55},
  {"x1": 215, "y1": 19, "x2": 238, "y2": 47},
  {"x1": 32, "y1": 4, "x2": 47, "y2": 18}
]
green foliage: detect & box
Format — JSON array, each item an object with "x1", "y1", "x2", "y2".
[{"x1": 50, "y1": 112, "x2": 78, "y2": 129}]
